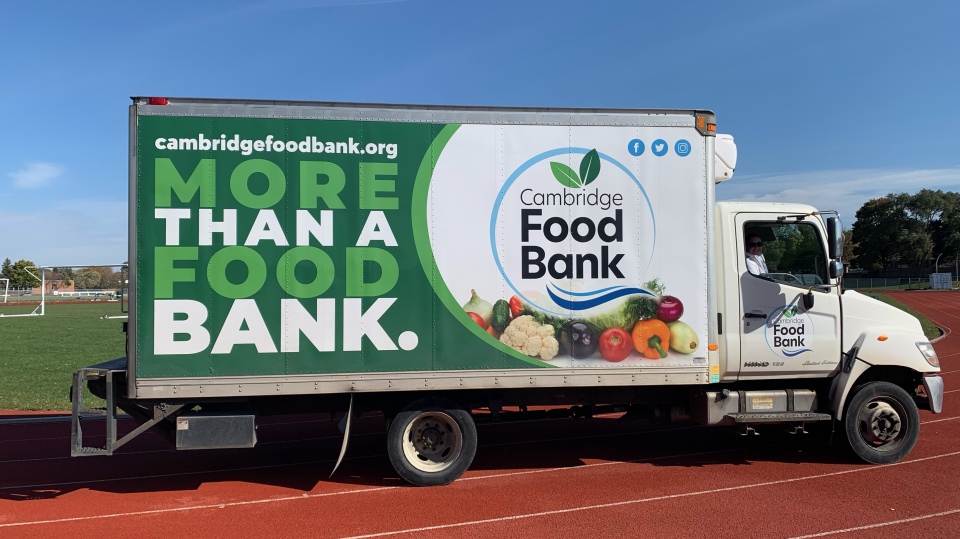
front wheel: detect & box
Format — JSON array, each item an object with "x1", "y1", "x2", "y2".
[
  {"x1": 386, "y1": 397, "x2": 477, "y2": 486},
  {"x1": 843, "y1": 382, "x2": 920, "y2": 464}
]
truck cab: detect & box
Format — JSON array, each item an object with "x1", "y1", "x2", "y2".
[{"x1": 708, "y1": 201, "x2": 942, "y2": 462}]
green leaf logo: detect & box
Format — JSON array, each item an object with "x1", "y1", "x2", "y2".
[
  {"x1": 784, "y1": 305, "x2": 798, "y2": 318},
  {"x1": 580, "y1": 149, "x2": 601, "y2": 186},
  {"x1": 550, "y1": 149, "x2": 602, "y2": 188},
  {"x1": 550, "y1": 162, "x2": 581, "y2": 188}
]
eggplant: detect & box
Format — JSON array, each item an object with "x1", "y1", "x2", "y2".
[{"x1": 559, "y1": 321, "x2": 599, "y2": 359}]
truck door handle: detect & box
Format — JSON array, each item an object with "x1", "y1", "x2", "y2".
[{"x1": 744, "y1": 313, "x2": 767, "y2": 319}]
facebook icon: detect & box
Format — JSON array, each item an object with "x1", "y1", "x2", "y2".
[{"x1": 628, "y1": 139, "x2": 645, "y2": 156}]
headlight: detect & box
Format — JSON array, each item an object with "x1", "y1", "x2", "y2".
[{"x1": 916, "y1": 342, "x2": 939, "y2": 368}]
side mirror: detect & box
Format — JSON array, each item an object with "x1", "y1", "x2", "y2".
[
  {"x1": 827, "y1": 217, "x2": 842, "y2": 259},
  {"x1": 829, "y1": 260, "x2": 843, "y2": 279},
  {"x1": 803, "y1": 291, "x2": 815, "y2": 310}
]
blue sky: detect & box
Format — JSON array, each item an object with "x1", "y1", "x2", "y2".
[{"x1": 1, "y1": 0, "x2": 958, "y2": 265}]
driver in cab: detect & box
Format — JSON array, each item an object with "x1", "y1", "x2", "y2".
[{"x1": 745, "y1": 234, "x2": 769, "y2": 275}]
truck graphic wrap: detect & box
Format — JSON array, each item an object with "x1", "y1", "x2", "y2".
[
  {"x1": 138, "y1": 117, "x2": 707, "y2": 378},
  {"x1": 428, "y1": 124, "x2": 707, "y2": 368}
]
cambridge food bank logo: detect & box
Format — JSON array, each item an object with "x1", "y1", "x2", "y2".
[
  {"x1": 489, "y1": 147, "x2": 657, "y2": 315},
  {"x1": 549, "y1": 149, "x2": 601, "y2": 189},
  {"x1": 764, "y1": 303, "x2": 813, "y2": 358}
]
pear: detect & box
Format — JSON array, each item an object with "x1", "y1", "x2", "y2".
[{"x1": 667, "y1": 321, "x2": 699, "y2": 354}]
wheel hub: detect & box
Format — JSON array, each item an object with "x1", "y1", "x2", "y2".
[
  {"x1": 402, "y1": 412, "x2": 463, "y2": 472},
  {"x1": 860, "y1": 401, "x2": 902, "y2": 445},
  {"x1": 417, "y1": 424, "x2": 445, "y2": 453}
]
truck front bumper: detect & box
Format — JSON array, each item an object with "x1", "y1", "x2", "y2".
[{"x1": 922, "y1": 375, "x2": 944, "y2": 414}]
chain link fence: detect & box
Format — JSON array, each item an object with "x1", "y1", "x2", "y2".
[{"x1": 844, "y1": 276, "x2": 959, "y2": 290}]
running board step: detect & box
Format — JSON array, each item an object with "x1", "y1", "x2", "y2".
[{"x1": 729, "y1": 412, "x2": 832, "y2": 423}]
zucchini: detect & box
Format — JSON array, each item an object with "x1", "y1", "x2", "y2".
[{"x1": 491, "y1": 299, "x2": 511, "y2": 332}]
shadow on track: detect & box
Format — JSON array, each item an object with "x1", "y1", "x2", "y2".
[{"x1": 0, "y1": 411, "x2": 860, "y2": 500}]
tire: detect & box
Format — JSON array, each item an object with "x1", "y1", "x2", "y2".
[
  {"x1": 843, "y1": 381, "x2": 920, "y2": 464},
  {"x1": 386, "y1": 397, "x2": 477, "y2": 486}
]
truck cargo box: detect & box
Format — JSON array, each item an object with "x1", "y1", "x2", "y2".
[{"x1": 132, "y1": 99, "x2": 717, "y2": 398}]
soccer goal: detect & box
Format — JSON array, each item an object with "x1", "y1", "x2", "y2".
[
  {"x1": 0, "y1": 266, "x2": 43, "y2": 317},
  {"x1": 0, "y1": 263, "x2": 128, "y2": 318}
]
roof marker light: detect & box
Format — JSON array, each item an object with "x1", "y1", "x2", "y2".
[{"x1": 148, "y1": 97, "x2": 169, "y2": 106}]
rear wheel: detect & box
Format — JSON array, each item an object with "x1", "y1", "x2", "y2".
[
  {"x1": 843, "y1": 382, "x2": 920, "y2": 464},
  {"x1": 386, "y1": 398, "x2": 477, "y2": 486}
]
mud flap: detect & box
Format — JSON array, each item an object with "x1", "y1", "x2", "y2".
[{"x1": 330, "y1": 393, "x2": 354, "y2": 479}]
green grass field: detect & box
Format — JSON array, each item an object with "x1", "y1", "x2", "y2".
[
  {"x1": 0, "y1": 303, "x2": 125, "y2": 410},
  {"x1": 0, "y1": 295, "x2": 944, "y2": 411}
]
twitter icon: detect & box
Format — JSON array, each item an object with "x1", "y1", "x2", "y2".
[{"x1": 652, "y1": 139, "x2": 668, "y2": 157}]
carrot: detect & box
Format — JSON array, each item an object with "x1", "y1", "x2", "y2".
[{"x1": 632, "y1": 319, "x2": 670, "y2": 359}]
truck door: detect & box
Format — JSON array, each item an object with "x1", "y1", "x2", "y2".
[{"x1": 735, "y1": 214, "x2": 842, "y2": 378}]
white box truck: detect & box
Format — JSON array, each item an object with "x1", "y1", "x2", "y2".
[{"x1": 71, "y1": 98, "x2": 943, "y2": 486}]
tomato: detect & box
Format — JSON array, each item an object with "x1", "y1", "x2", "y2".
[
  {"x1": 467, "y1": 311, "x2": 486, "y2": 329},
  {"x1": 509, "y1": 295, "x2": 523, "y2": 319},
  {"x1": 599, "y1": 327, "x2": 632, "y2": 362}
]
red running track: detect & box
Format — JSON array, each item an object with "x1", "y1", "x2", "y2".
[{"x1": 1, "y1": 291, "x2": 958, "y2": 538}]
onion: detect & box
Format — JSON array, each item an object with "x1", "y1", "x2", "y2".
[
  {"x1": 657, "y1": 295, "x2": 684, "y2": 323},
  {"x1": 462, "y1": 289, "x2": 493, "y2": 327}
]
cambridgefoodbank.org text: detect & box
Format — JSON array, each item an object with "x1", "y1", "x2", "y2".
[{"x1": 155, "y1": 134, "x2": 399, "y2": 159}]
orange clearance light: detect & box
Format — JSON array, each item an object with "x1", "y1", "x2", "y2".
[
  {"x1": 708, "y1": 344, "x2": 719, "y2": 351},
  {"x1": 878, "y1": 335, "x2": 889, "y2": 341},
  {"x1": 707, "y1": 123, "x2": 716, "y2": 132},
  {"x1": 148, "y1": 97, "x2": 169, "y2": 105},
  {"x1": 697, "y1": 117, "x2": 705, "y2": 128}
]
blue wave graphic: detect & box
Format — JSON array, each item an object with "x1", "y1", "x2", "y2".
[
  {"x1": 547, "y1": 284, "x2": 623, "y2": 297},
  {"x1": 782, "y1": 348, "x2": 812, "y2": 357},
  {"x1": 546, "y1": 286, "x2": 655, "y2": 311}
]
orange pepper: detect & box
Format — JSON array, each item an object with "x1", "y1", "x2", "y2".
[{"x1": 632, "y1": 319, "x2": 671, "y2": 359}]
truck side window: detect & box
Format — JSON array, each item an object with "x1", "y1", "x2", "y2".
[{"x1": 744, "y1": 222, "x2": 828, "y2": 287}]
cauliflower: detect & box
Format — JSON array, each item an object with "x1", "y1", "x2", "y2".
[{"x1": 499, "y1": 315, "x2": 560, "y2": 361}]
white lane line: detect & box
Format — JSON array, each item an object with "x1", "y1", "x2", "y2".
[
  {"x1": 890, "y1": 296, "x2": 956, "y2": 341},
  {"x1": 922, "y1": 416, "x2": 960, "y2": 424},
  {"x1": 0, "y1": 486, "x2": 398, "y2": 528},
  {"x1": 5, "y1": 449, "x2": 960, "y2": 531},
  {"x1": 0, "y1": 458, "x2": 346, "y2": 492},
  {"x1": 331, "y1": 450, "x2": 960, "y2": 539},
  {"x1": 0, "y1": 440, "x2": 794, "y2": 527},
  {"x1": 786, "y1": 508, "x2": 960, "y2": 538}
]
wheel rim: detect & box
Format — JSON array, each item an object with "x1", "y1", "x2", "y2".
[
  {"x1": 856, "y1": 398, "x2": 905, "y2": 450},
  {"x1": 402, "y1": 411, "x2": 463, "y2": 473}
]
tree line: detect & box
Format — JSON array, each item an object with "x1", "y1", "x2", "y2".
[
  {"x1": 0, "y1": 259, "x2": 125, "y2": 290},
  {"x1": 850, "y1": 189, "x2": 960, "y2": 273}
]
